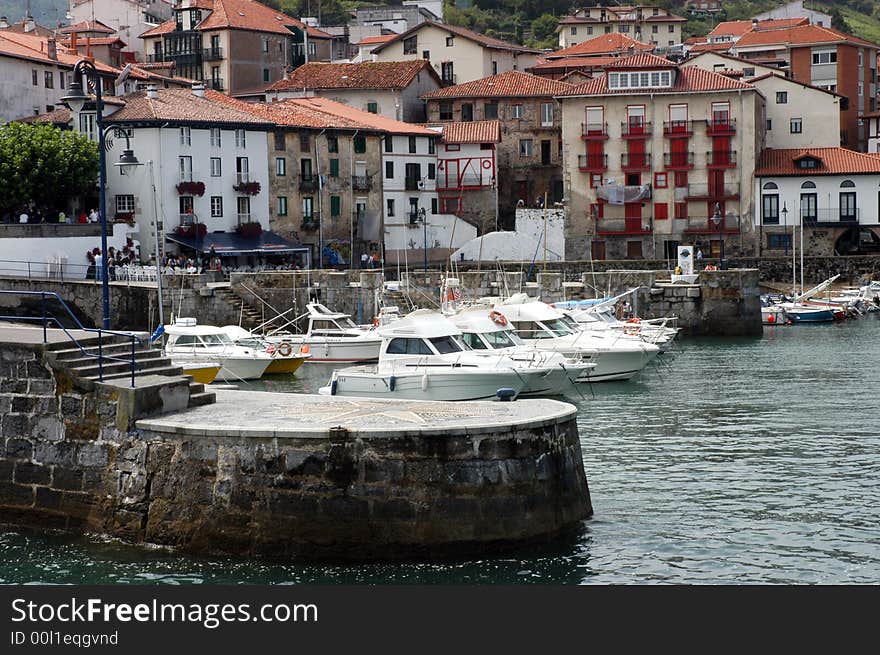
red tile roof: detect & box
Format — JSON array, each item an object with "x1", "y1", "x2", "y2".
[
  {"x1": 561, "y1": 65, "x2": 754, "y2": 96},
  {"x1": 61, "y1": 37, "x2": 126, "y2": 47},
  {"x1": 106, "y1": 88, "x2": 274, "y2": 126},
  {"x1": 370, "y1": 21, "x2": 542, "y2": 55},
  {"x1": 689, "y1": 42, "x2": 733, "y2": 53},
  {"x1": 735, "y1": 24, "x2": 880, "y2": 49},
  {"x1": 60, "y1": 20, "x2": 116, "y2": 34},
  {"x1": 756, "y1": 147, "x2": 880, "y2": 176},
  {"x1": 530, "y1": 56, "x2": 619, "y2": 71},
  {"x1": 0, "y1": 31, "x2": 120, "y2": 74},
  {"x1": 211, "y1": 92, "x2": 437, "y2": 135},
  {"x1": 422, "y1": 70, "x2": 573, "y2": 99},
  {"x1": 266, "y1": 60, "x2": 439, "y2": 92},
  {"x1": 356, "y1": 35, "x2": 396, "y2": 46},
  {"x1": 708, "y1": 18, "x2": 808, "y2": 38},
  {"x1": 547, "y1": 33, "x2": 654, "y2": 59},
  {"x1": 604, "y1": 53, "x2": 676, "y2": 69},
  {"x1": 432, "y1": 120, "x2": 501, "y2": 144},
  {"x1": 140, "y1": 0, "x2": 307, "y2": 38},
  {"x1": 16, "y1": 108, "x2": 73, "y2": 126}
]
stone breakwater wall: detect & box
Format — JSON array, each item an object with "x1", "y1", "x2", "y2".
[{"x1": 0, "y1": 345, "x2": 592, "y2": 558}]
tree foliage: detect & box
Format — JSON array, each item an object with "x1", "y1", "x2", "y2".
[{"x1": 0, "y1": 122, "x2": 99, "y2": 215}]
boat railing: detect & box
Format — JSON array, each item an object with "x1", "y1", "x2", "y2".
[{"x1": 0, "y1": 289, "x2": 143, "y2": 387}]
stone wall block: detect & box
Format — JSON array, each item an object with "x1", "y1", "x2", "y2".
[
  {"x1": 14, "y1": 461, "x2": 51, "y2": 486},
  {"x1": 0, "y1": 481, "x2": 34, "y2": 507},
  {"x1": 51, "y1": 466, "x2": 84, "y2": 491},
  {"x1": 33, "y1": 440, "x2": 76, "y2": 467},
  {"x1": 4, "y1": 436, "x2": 33, "y2": 459},
  {"x1": 0, "y1": 458, "x2": 13, "y2": 481}
]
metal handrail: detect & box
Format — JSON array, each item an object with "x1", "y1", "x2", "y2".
[{"x1": 0, "y1": 290, "x2": 144, "y2": 387}]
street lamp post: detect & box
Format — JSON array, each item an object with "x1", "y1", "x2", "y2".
[
  {"x1": 419, "y1": 206, "x2": 427, "y2": 271},
  {"x1": 781, "y1": 202, "x2": 789, "y2": 257},
  {"x1": 710, "y1": 202, "x2": 724, "y2": 270},
  {"x1": 61, "y1": 60, "x2": 142, "y2": 329}
]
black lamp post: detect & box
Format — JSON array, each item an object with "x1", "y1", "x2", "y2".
[
  {"x1": 62, "y1": 59, "x2": 142, "y2": 329},
  {"x1": 781, "y1": 202, "x2": 789, "y2": 256},
  {"x1": 710, "y1": 202, "x2": 724, "y2": 270}
]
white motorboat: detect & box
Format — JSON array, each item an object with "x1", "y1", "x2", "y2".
[
  {"x1": 496, "y1": 294, "x2": 661, "y2": 382},
  {"x1": 221, "y1": 325, "x2": 310, "y2": 374},
  {"x1": 264, "y1": 302, "x2": 382, "y2": 363},
  {"x1": 164, "y1": 318, "x2": 273, "y2": 381},
  {"x1": 451, "y1": 304, "x2": 593, "y2": 397},
  {"x1": 761, "y1": 306, "x2": 788, "y2": 325},
  {"x1": 319, "y1": 310, "x2": 564, "y2": 401}
]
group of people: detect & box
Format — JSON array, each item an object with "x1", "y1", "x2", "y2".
[
  {"x1": 3, "y1": 207, "x2": 100, "y2": 225},
  {"x1": 359, "y1": 252, "x2": 382, "y2": 269},
  {"x1": 86, "y1": 245, "x2": 139, "y2": 281}
]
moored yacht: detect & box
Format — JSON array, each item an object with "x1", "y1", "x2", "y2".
[
  {"x1": 319, "y1": 310, "x2": 566, "y2": 401},
  {"x1": 221, "y1": 325, "x2": 309, "y2": 374},
  {"x1": 496, "y1": 294, "x2": 661, "y2": 382},
  {"x1": 164, "y1": 318, "x2": 272, "y2": 382}
]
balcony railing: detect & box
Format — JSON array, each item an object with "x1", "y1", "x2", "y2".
[
  {"x1": 208, "y1": 78, "x2": 224, "y2": 91},
  {"x1": 596, "y1": 219, "x2": 653, "y2": 236},
  {"x1": 663, "y1": 152, "x2": 695, "y2": 169},
  {"x1": 408, "y1": 212, "x2": 422, "y2": 225},
  {"x1": 203, "y1": 47, "x2": 224, "y2": 61},
  {"x1": 178, "y1": 213, "x2": 197, "y2": 227},
  {"x1": 301, "y1": 214, "x2": 320, "y2": 230},
  {"x1": 581, "y1": 122, "x2": 609, "y2": 139},
  {"x1": 621, "y1": 121, "x2": 652, "y2": 137},
  {"x1": 683, "y1": 215, "x2": 741, "y2": 234},
  {"x1": 405, "y1": 177, "x2": 421, "y2": 190},
  {"x1": 352, "y1": 175, "x2": 371, "y2": 190},
  {"x1": 706, "y1": 118, "x2": 736, "y2": 135},
  {"x1": 686, "y1": 183, "x2": 739, "y2": 199},
  {"x1": 621, "y1": 152, "x2": 652, "y2": 169},
  {"x1": 663, "y1": 120, "x2": 693, "y2": 136},
  {"x1": 706, "y1": 150, "x2": 737, "y2": 167},
  {"x1": 299, "y1": 176, "x2": 316, "y2": 191},
  {"x1": 236, "y1": 172, "x2": 250, "y2": 185},
  {"x1": 803, "y1": 208, "x2": 860, "y2": 225},
  {"x1": 578, "y1": 154, "x2": 608, "y2": 171}
]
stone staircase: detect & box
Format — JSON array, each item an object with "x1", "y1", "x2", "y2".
[
  {"x1": 44, "y1": 335, "x2": 215, "y2": 409},
  {"x1": 212, "y1": 284, "x2": 262, "y2": 329}
]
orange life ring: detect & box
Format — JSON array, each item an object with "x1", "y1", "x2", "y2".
[
  {"x1": 277, "y1": 342, "x2": 292, "y2": 357},
  {"x1": 626, "y1": 317, "x2": 641, "y2": 324},
  {"x1": 489, "y1": 310, "x2": 508, "y2": 326}
]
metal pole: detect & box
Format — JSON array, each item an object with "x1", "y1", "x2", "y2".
[
  {"x1": 92, "y1": 64, "x2": 111, "y2": 329},
  {"x1": 423, "y1": 210, "x2": 427, "y2": 272},
  {"x1": 149, "y1": 160, "x2": 165, "y2": 328}
]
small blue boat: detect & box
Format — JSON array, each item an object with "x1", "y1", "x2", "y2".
[{"x1": 782, "y1": 304, "x2": 835, "y2": 323}]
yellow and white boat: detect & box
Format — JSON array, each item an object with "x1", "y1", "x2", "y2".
[
  {"x1": 221, "y1": 325, "x2": 309, "y2": 375},
  {"x1": 177, "y1": 361, "x2": 222, "y2": 384}
]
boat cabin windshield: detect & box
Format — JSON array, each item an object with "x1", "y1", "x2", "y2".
[
  {"x1": 310, "y1": 317, "x2": 357, "y2": 332},
  {"x1": 386, "y1": 335, "x2": 465, "y2": 355},
  {"x1": 461, "y1": 330, "x2": 521, "y2": 350},
  {"x1": 235, "y1": 337, "x2": 266, "y2": 349},
  {"x1": 171, "y1": 333, "x2": 233, "y2": 348},
  {"x1": 512, "y1": 319, "x2": 573, "y2": 339}
]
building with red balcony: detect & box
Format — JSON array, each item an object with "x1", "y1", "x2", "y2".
[{"x1": 558, "y1": 53, "x2": 764, "y2": 260}]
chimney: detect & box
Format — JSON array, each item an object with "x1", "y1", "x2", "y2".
[
  {"x1": 70, "y1": 31, "x2": 78, "y2": 55},
  {"x1": 146, "y1": 84, "x2": 158, "y2": 99},
  {"x1": 752, "y1": 17, "x2": 759, "y2": 30},
  {"x1": 24, "y1": 14, "x2": 35, "y2": 33},
  {"x1": 191, "y1": 81, "x2": 205, "y2": 97},
  {"x1": 0, "y1": 17, "x2": 9, "y2": 29},
  {"x1": 47, "y1": 37, "x2": 57, "y2": 60}
]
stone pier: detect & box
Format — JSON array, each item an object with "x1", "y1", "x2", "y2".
[{"x1": 0, "y1": 338, "x2": 592, "y2": 558}]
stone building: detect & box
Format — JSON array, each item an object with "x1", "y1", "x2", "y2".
[
  {"x1": 754, "y1": 147, "x2": 880, "y2": 256},
  {"x1": 263, "y1": 60, "x2": 441, "y2": 123},
  {"x1": 139, "y1": 0, "x2": 321, "y2": 95},
  {"x1": 423, "y1": 71, "x2": 574, "y2": 229},
  {"x1": 555, "y1": 5, "x2": 686, "y2": 50},
  {"x1": 558, "y1": 53, "x2": 764, "y2": 261}
]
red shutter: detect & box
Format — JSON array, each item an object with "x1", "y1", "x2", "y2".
[{"x1": 655, "y1": 203, "x2": 669, "y2": 220}]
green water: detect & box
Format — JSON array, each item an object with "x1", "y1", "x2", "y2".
[{"x1": 2, "y1": 318, "x2": 880, "y2": 584}]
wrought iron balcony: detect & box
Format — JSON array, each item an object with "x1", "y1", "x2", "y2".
[
  {"x1": 581, "y1": 122, "x2": 609, "y2": 139},
  {"x1": 663, "y1": 152, "x2": 695, "y2": 169},
  {"x1": 299, "y1": 176, "x2": 317, "y2": 192},
  {"x1": 663, "y1": 120, "x2": 693, "y2": 136},
  {"x1": 683, "y1": 215, "x2": 741, "y2": 234},
  {"x1": 203, "y1": 47, "x2": 224, "y2": 61},
  {"x1": 352, "y1": 175, "x2": 371, "y2": 190},
  {"x1": 405, "y1": 177, "x2": 421, "y2": 190},
  {"x1": 578, "y1": 154, "x2": 608, "y2": 171},
  {"x1": 802, "y1": 208, "x2": 860, "y2": 225},
  {"x1": 706, "y1": 150, "x2": 737, "y2": 167},
  {"x1": 621, "y1": 152, "x2": 652, "y2": 170},
  {"x1": 686, "y1": 182, "x2": 739, "y2": 199},
  {"x1": 208, "y1": 78, "x2": 224, "y2": 91},
  {"x1": 706, "y1": 118, "x2": 736, "y2": 135},
  {"x1": 301, "y1": 214, "x2": 320, "y2": 231},
  {"x1": 621, "y1": 121, "x2": 652, "y2": 137},
  {"x1": 596, "y1": 219, "x2": 653, "y2": 236}
]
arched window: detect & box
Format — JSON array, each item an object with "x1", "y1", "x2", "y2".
[
  {"x1": 801, "y1": 181, "x2": 816, "y2": 189},
  {"x1": 762, "y1": 182, "x2": 778, "y2": 190},
  {"x1": 841, "y1": 180, "x2": 855, "y2": 188}
]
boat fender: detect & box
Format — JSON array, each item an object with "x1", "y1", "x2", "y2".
[
  {"x1": 767, "y1": 314, "x2": 775, "y2": 324},
  {"x1": 389, "y1": 375, "x2": 396, "y2": 391},
  {"x1": 300, "y1": 344, "x2": 310, "y2": 354},
  {"x1": 330, "y1": 379, "x2": 338, "y2": 396},
  {"x1": 277, "y1": 342, "x2": 292, "y2": 357},
  {"x1": 421, "y1": 372, "x2": 429, "y2": 391},
  {"x1": 373, "y1": 317, "x2": 379, "y2": 327},
  {"x1": 496, "y1": 388, "x2": 516, "y2": 402}
]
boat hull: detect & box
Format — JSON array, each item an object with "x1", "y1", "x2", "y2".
[
  {"x1": 529, "y1": 340, "x2": 659, "y2": 382},
  {"x1": 762, "y1": 307, "x2": 788, "y2": 325},
  {"x1": 276, "y1": 337, "x2": 381, "y2": 363},
  {"x1": 324, "y1": 368, "x2": 527, "y2": 401},
  {"x1": 178, "y1": 363, "x2": 221, "y2": 384},
  {"x1": 264, "y1": 355, "x2": 308, "y2": 374},
  {"x1": 786, "y1": 308, "x2": 835, "y2": 323}
]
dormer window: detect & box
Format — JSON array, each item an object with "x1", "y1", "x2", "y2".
[
  {"x1": 608, "y1": 70, "x2": 672, "y2": 89},
  {"x1": 796, "y1": 156, "x2": 821, "y2": 169}
]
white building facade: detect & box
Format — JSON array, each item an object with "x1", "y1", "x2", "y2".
[{"x1": 69, "y1": 0, "x2": 172, "y2": 62}]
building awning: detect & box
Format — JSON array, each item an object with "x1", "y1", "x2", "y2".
[{"x1": 165, "y1": 230, "x2": 309, "y2": 256}]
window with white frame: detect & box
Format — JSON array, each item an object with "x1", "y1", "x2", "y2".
[
  {"x1": 276, "y1": 157, "x2": 286, "y2": 176},
  {"x1": 277, "y1": 196, "x2": 288, "y2": 216},
  {"x1": 520, "y1": 139, "x2": 533, "y2": 157},
  {"x1": 540, "y1": 103, "x2": 554, "y2": 127},
  {"x1": 607, "y1": 70, "x2": 671, "y2": 89},
  {"x1": 511, "y1": 104, "x2": 524, "y2": 119},
  {"x1": 115, "y1": 195, "x2": 135, "y2": 213},
  {"x1": 210, "y1": 157, "x2": 221, "y2": 177},
  {"x1": 211, "y1": 196, "x2": 223, "y2": 217},
  {"x1": 235, "y1": 129, "x2": 246, "y2": 147},
  {"x1": 179, "y1": 126, "x2": 191, "y2": 146},
  {"x1": 210, "y1": 128, "x2": 221, "y2": 147},
  {"x1": 812, "y1": 50, "x2": 837, "y2": 65},
  {"x1": 179, "y1": 156, "x2": 192, "y2": 182},
  {"x1": 761, "y1": 182, "x2": 779, "y2": 224},
  {"x1": 790, "y1": 117, "x2": 803, "y2": 133}
]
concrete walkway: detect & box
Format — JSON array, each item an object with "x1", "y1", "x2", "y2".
[
  {"x1": 0, "y1": 324, "x2": 147, "y2": 345},
  {"x1": 137, "y1": 389, "x2": 576, "y2": 438}
]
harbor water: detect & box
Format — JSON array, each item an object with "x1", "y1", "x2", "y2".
[{"x1": 2, "y1": 318, "x2": 879, "y2": 584}]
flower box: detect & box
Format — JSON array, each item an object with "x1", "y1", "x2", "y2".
[
  {"x1": 236, "y1": 221, "x2": 262, "y2": 238},
  {"x1": 177, "y1": 223, "x2": 207, "y2": 238},
  {"x1": 176, "y1": 181, "x2": 206, "y2": 196},
  {"x1": 233, "y1": 181, "x2": 261, "y2": 195}
]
